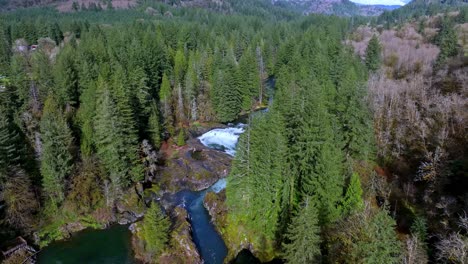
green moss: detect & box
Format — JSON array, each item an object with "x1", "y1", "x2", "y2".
[
  {"x1": 80, "y1": 215, "x2": 103, "y2": 229},
  {"x1": 38, "y1": 220, "x2": 67, "y2": 248}
]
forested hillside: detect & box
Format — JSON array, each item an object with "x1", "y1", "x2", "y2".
[
  {"x1": 0, "y1": 0, "x2": 466, "y2": 263},
  {"x1": 349, "y1": 6, "x2": 468, "y2": 263}
]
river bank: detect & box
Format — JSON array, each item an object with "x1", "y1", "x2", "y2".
[{"x1": 33, "y1": 122, "x2": 243, "y2": 264}]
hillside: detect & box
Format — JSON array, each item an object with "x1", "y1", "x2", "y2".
[
  {"x1": 378, "y1": 0, "x2": 468, "y2": 23},
  {"x1": 273, "y1": 0, "x2": 401, "y2": 16},
  {"x1": 0, "y1": 0, "x2": 136, "y2": 11},
  {"x1": 349, "y1": 9, "x2": 467, "y2": 262},
  {"x1": 0, "y1": 0, "x2": 402, "y2": 16}
]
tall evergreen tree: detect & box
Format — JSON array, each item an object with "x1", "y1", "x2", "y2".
[
  {"x1": 0, "y1": 106, "x2": 21, "y2": 174},
  {"x1": 434, "y1": 17, "x2": 458, "y2": 68},
  {"x1": 0, "y1": 26, "x2": 11, "y2": 75},
  {"x1": 341, "y1": 173, "x2": 364, "y2": 215},
  {"x1": 283, "y1": 198, "x2": 321, "y2": 264},
  {"x1": 365, "y1": 35, "x2": 381, "y2": 72},
  {"x1": 148, "y1": 100, "x2": 162, "y2": 149},
  {"x1": 238, "y1": 47, "x2": 260, "y2": 110},
  {"x1": 159, "y1": 72, "x2": 174, "y2": 136},
  {"x1": 227, "y1": 110, "x2": 287, "y2": 241},
  {"x1": 355, "y1": 208, "x2": 402, "y2": 263},
  {"x1": 40, "y1": 96, "x2": 74, "y2": 208},
  {"x1": 48, "y1": 22, "x2": 63, "y2": 45},
  {"x1": 184, "y1": 52, "x2": 198, "y2": 121},
  {"x1": 54, "y1": 45, "x2": 79, "y2": 106},
  {"x1": 141, "y1": 202, "x2": 170, "y2": 255}
]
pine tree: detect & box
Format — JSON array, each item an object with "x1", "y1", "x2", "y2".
[
  {"x1": 212, "y1": 68, "x2": 241, "y2": 122},
  {"x1": 434, "y1": 17, "x2": 458, "y2": 68},
  {"x1": 148, "y1": 100, "x2": 162, "y2": 149},
  {"x1": 0, "y1": 27, "x2": 11, "y2": 75},
  {"x1": 227, "y1": 110, "x2": 287, "y2": 241},
  {"x1": 93, "y1": 74, "x2": 143, "y2": 203},
  {"x1": 238, "y1": 47, "x2": 260, "y2": 110},
  {"x1": 54, "y1": 45, "x2": 79, "y2": 106},
  {"x1": 283, "y1": 198, "x2": 321, "y2": 264},
  {"x1": 40, "y1": 96, "x2": 74, "y2": 208},
  {"x1": 184, "y1": 52, "x2": 198, "y2": 121},
  {"x1": 32, "y1": 50, "x2": 54, "y2": 102},
  {"x1": 111, "y1": 66, "x2": 144, "y2": 182},
  {"x1": 94, "y1": 86, "x2": 128, "y2": 204},
  {"x1": 334, "y1": 65, "x2": 373, "y2": 160},
  {"x1": 174, "y1": 49, "x2": 187, "y2": 125},
  {"x1": 49, "y1": 22, "x2": 63, "y2": 45},
  {"x1": 159, "y1": 72, "x2": 174, "y2": 136},
  {"x1": 341, "y1": 173, "x2": 364, "y2": 215},
  {"x1": 78, "y1": 78, "x2": 97, "y2": 157},
  {"x1": 355, "y1": 208, "x2": 402, "y2": 263},
  {"x1": 0, "y1": 106, "x2": 21, "y2": 174},
  {"x1": 365, "y1": 35, "x2": 381, "y2": 72},
  {"x1": 141, "y1": 202, "x2": 170, "y2": 255}
]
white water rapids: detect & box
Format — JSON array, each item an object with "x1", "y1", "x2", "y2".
[{"x1": 198, "y1": 124, "x2": 246, "y2": 156}]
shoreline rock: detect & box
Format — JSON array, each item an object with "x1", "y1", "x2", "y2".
[{"x1": 131, "y1": 206, "x2": 202, "y2": 264}]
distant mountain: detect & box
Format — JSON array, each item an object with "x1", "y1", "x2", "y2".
[
  {"x1": 378, "y1": 0, "x2": 467, "y2": 23},
  {"x1": 0, "y1": 0, "x2": 402, "y2": 16},
  {"x1": 0, "y1": 0, "x2": 136, "y2": 11},
  {"x1": 272, "y1": 0, "x2": 401, "y2": 16}
]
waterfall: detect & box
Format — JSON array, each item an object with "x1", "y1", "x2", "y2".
[{"x1": 198, "y1": 124, "x2": 246, "y2": 156}]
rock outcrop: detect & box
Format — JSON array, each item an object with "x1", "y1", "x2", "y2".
[
  {"x1": 131, "y1": 207, "x2": 201, "y2": 264},
  {"x1": 155, "y1": 137, "x2": 231, "y2": 193}
]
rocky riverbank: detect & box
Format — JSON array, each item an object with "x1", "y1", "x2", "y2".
[
  {"x1": 203, "y1": 190, "x2": 278, "y2": 263},
  {"x1": 131, "y1": 206, "x2": 202, "y2": 264}
]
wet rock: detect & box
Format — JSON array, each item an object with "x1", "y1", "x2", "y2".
[
  {"x1": 158, "y1": 207, "x2": 202, "y2": 264},
  {"x1": 58, "y1": 222, "x2": 86, "y2": 239},
  {"x1": 156, "y1": 137, "x2": 232, "y2": 193},
  {"x1": 118, "y1": 212, "x2": 137, "y2": 225},
  {"x1": 203, "y1": 190, "x2": 227, "y2": 225},
  {"x1": 131, "y1": 207, "x2": 201, "y2": 264},
  {"x1": 202, "y1": 190, "x2": 276, "y2": 263}
]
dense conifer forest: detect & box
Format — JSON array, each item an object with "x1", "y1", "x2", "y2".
[{"x1": 0, "y1": 0, "x2": 466, "y2": 263}]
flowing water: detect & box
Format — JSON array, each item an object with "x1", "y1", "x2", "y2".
[
  {"x1": 169, "y1": 178, "x2": 228, "y2": 264},
  {"x1": 38, "y1": 124, "x2": 245, "y2": 264},
  {"x1": 198, "y1": 123, "x2": 246, "y2": 156}
]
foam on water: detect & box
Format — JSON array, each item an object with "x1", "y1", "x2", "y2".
[
  {"x1": 198, "y1": 124, "x2": 245, "y2": 156},
  {"x1": 210, "y1": 178, "x2": 227, "y2": 193}
]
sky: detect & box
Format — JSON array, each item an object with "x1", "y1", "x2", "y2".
[{"x1": 350, "y1": 0, "x2": 409, "y2": 5}]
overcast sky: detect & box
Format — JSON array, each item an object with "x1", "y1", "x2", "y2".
[{"x1": 350, "y1": 0, "x2": 408, "y2": 5}]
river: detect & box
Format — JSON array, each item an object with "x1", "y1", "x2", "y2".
[{"x1": 38, "y1": 124, "x2": 246, "y2": 264}]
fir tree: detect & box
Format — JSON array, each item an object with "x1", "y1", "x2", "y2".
[
  {"x1": 40, "y1": 96, "x2": 74, "y2": 208},
  {"x1": 227, "y1": 110, "x2": 288, "y2": 241},
  {"x1": 365, "y1": 35, "x2": 381, "y2": 72},
  {"x1": 148, "y1": 100, "x2": 162, "y2": 149},
  {"x1": 159, "y1": 72, "x2": 174, "y2": 136},
  {"x1": 341, "y1": 173, "x2": 364, "y2": 215},
  {"x1": 49, "y1": 22, "x2": 63, "y2": 45},
  {"x1": 54, "y1": 45, "x2": 79, "y2": 106},
  {"x1": 0, "y1": 106, "x2": 21, "y2": 173},
  {"x1": 0, "y1": 27, "x2": 11, "y2": 75},
  {"x1": 184, "y1": 52, "x2": 198, "y2": 121},
  {"x1": 434, "y1": 17, "x2": 458, "y2": 68},
  {"x1": 283, "y1": 198, "x2": 321, "y2": 264},
  {"x1": 141, "y1": 202, "x2": 170, "y2": 255},
  {"x1": 238, "y1": 47, "x2": 260, "y2": 110},
  {"x1": 355, "y1": 208, "x2": 402, "y2": 263}
]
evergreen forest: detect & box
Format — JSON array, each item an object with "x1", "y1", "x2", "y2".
[{"x1": 0, "y1": 0, "x2": 466, "y2": 263}]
